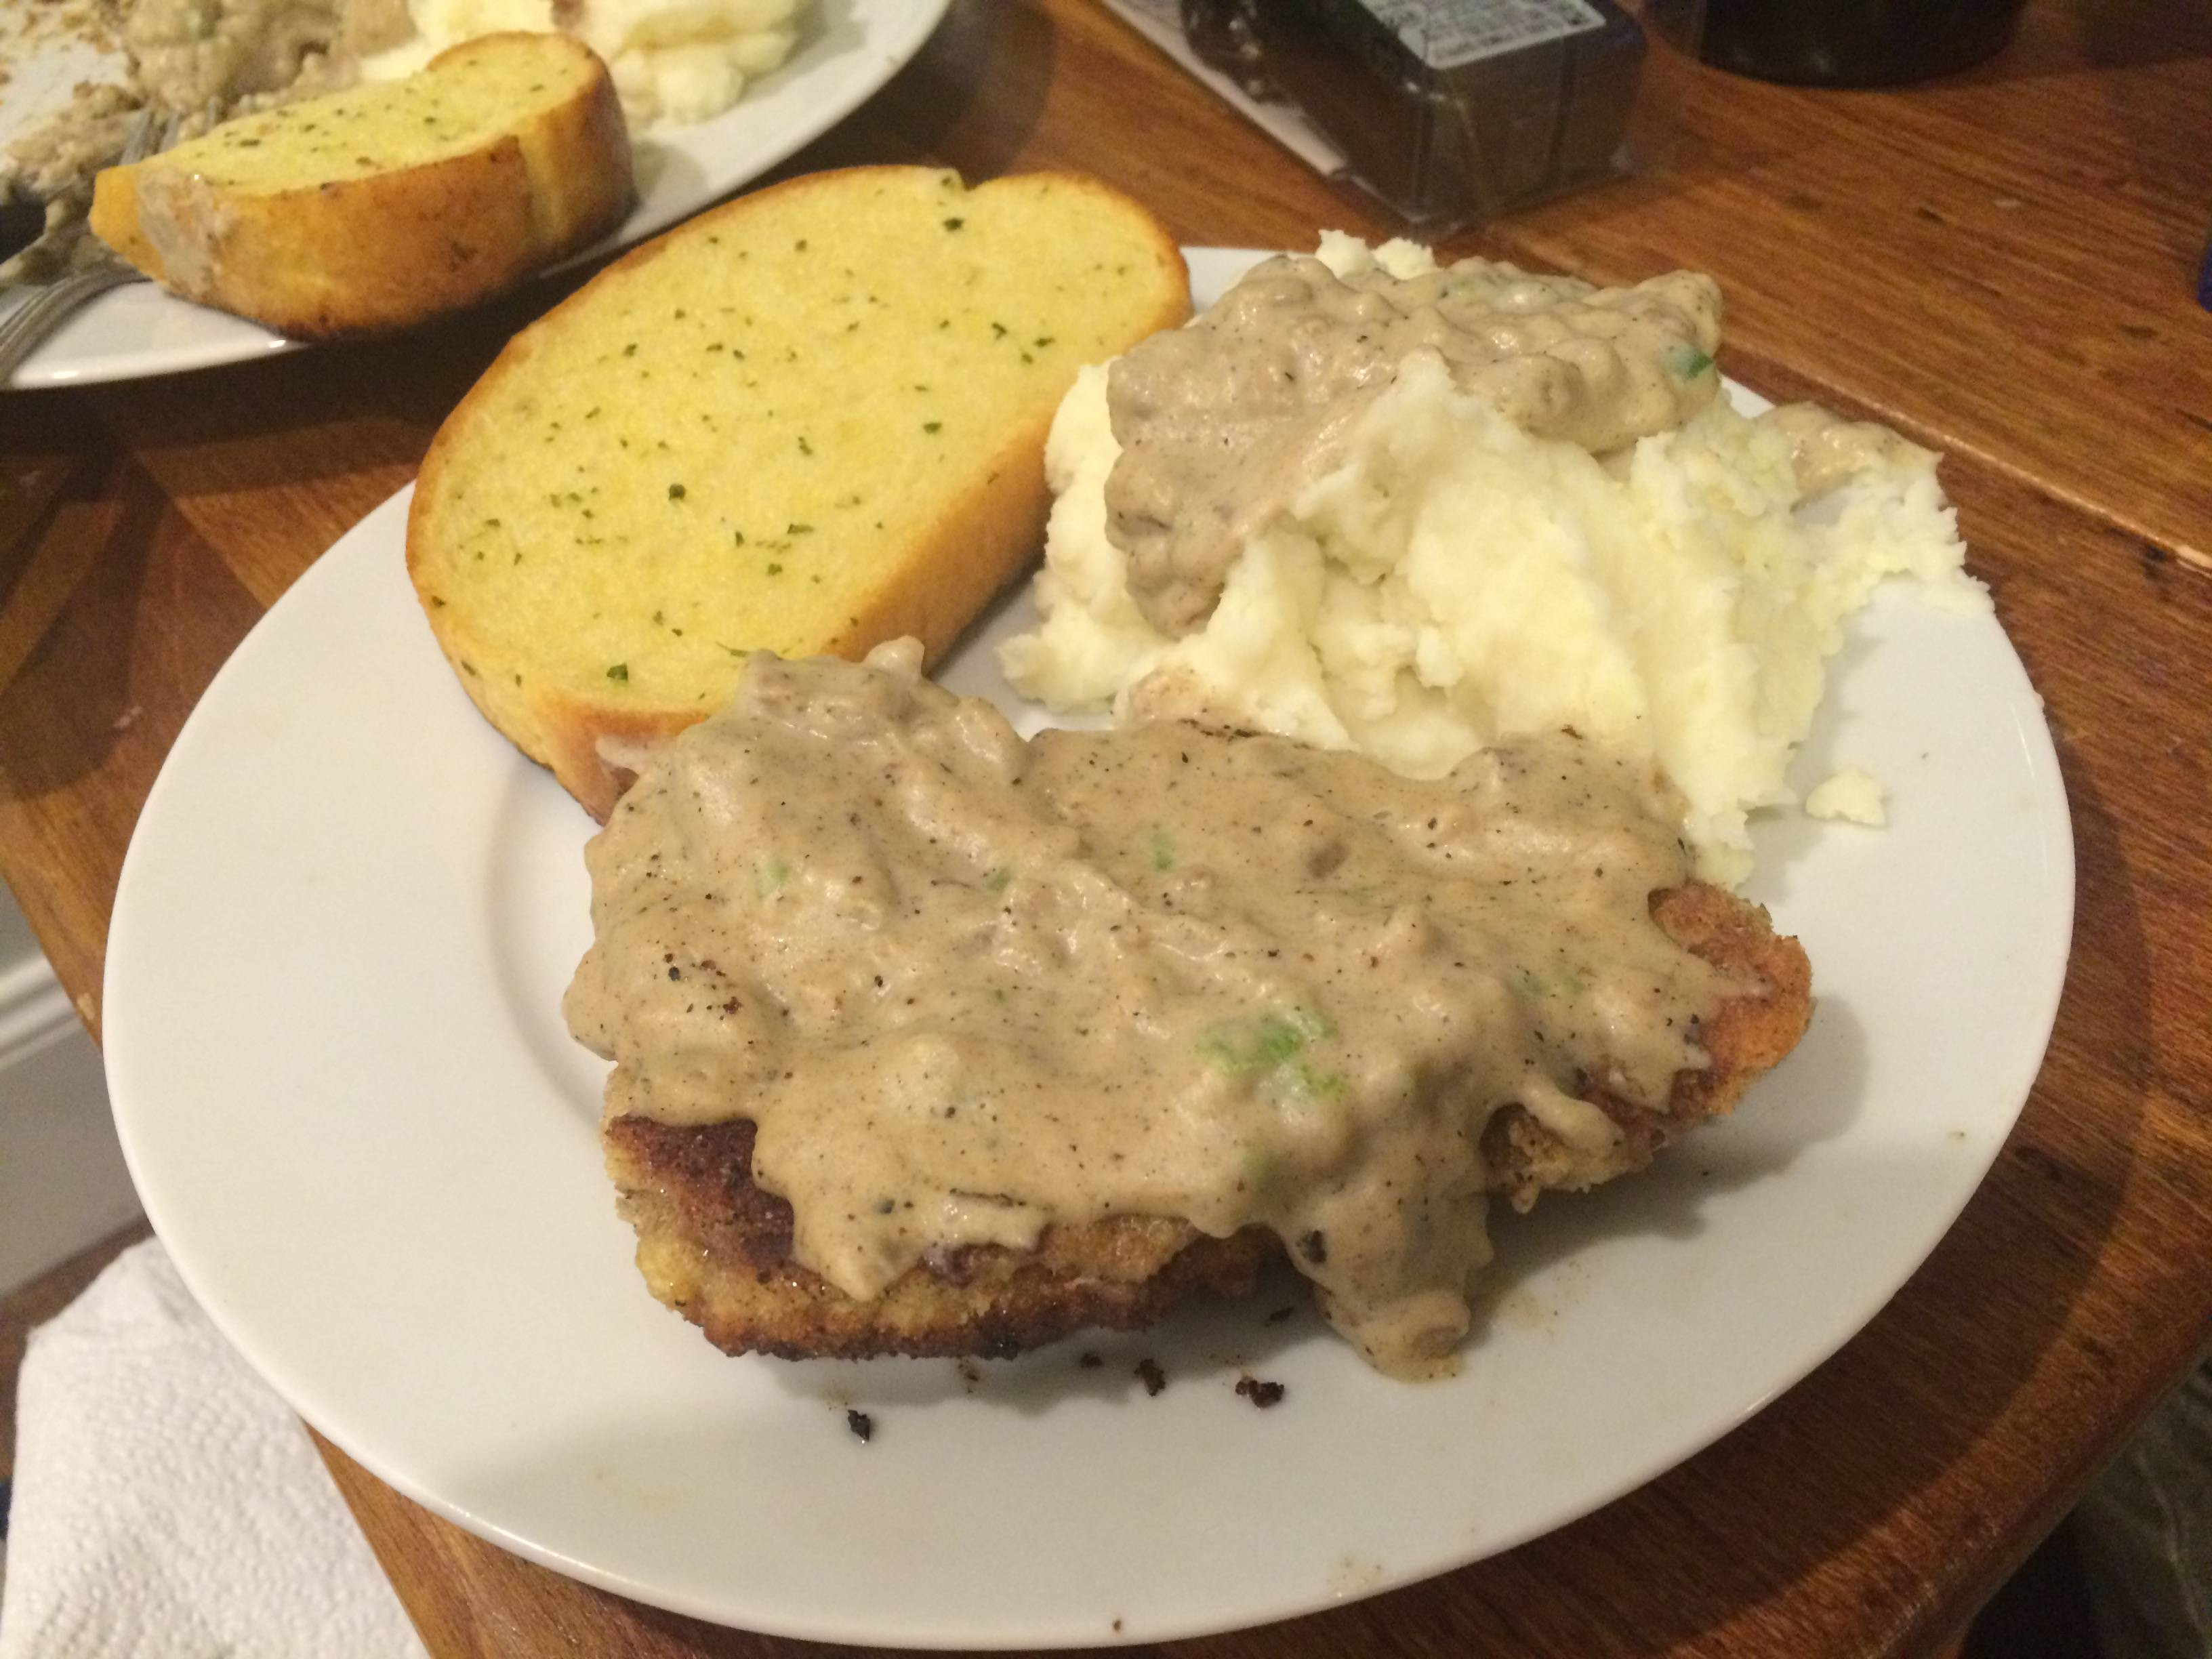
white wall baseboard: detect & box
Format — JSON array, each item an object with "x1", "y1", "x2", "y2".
[
  {"x1": 0, "y1": 953, "x2": 144, "y2": 1297},
  {"x1": 0, "y1": 951, "x2": 77, "y2": 1068}
]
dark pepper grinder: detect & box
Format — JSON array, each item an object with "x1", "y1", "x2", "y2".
[{"x1": 1700, "y1": 0, "x2": 2028, "y2": 87}]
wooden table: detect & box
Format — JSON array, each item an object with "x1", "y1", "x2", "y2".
[{"x1": 5, "y1": 1, "x2": 2210, "y2": 1652}]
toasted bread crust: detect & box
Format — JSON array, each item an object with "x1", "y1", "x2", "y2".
[
  {"x1": 604, "y1": 881, "x2": 1811, "y2": 1362},
  {"x1": 88, "y1": 34, "x2": 632, "y2": 339},
  {"x1": 408, "y1": 166, "x2": 1192, "y2": 821}
]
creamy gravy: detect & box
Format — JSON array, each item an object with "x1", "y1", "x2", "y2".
[
  {"x1": 129, "y1": 0, "x2": 363, "y2": 113},
  {"x1": 566, "y1": 643, "x2": 1736, "y2": 1376},
  {"x1": 1103, "y1": 253, "x2": 1723, "y2": 636},
  {"x1": 1759, "y1": 399, "x2": 1933, "y2": 498}
]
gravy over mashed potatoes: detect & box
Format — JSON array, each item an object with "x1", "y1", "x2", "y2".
[{"x1": 1000, "y1": 234, "x2": 1987, "y2": 886}]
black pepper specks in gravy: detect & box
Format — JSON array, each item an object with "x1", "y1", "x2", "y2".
[{"x1": 565, "y1": 642, "x2": 1733, "y2": 1378}]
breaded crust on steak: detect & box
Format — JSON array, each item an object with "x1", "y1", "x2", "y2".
[{"x1": 602, "y1": 880, "x2": 1811, "y2": 1363}]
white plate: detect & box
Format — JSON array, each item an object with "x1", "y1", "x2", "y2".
[
  {"x1": 104, "y1": 251, "x2": 2074, "y2": 1647},
  {"x1": 3, "y1": 0, "x2": 948, "y2": 390}
]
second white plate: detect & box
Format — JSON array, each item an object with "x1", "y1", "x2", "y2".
[{"x1": 5, "y1": 0, "x2": 948, "y2": 390}]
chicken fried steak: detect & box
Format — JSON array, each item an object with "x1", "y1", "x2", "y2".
[
  {"x1": 598, "y1": 878, "x2": 1808, "y2": 1366},
  {"x1": 569, "y1": 649, "x2": 1814, "y2": 1376}
]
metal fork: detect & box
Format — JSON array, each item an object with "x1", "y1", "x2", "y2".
[{"x1": 0, "y1": 108, "x2": 184, "y2": 386}]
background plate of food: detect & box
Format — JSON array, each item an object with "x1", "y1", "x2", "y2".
[
  {"x1": 0, "y1": 0, "x2": 947, "y2": 388},
  {"x1": 100, "y1": 247, "x2": 2074, "y2": 1645}
]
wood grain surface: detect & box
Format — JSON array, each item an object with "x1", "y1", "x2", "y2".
[{"x1": 3, "y1": 1, "x2": 2208, "y2": 1654}]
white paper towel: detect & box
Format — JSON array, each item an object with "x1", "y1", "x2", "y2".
[{"x1": 0, "y1": 1240, "x2": 428, "y2": 1658}]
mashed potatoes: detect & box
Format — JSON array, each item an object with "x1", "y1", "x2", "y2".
[
  {"x1": 1805, "y1": 766, "x2": 1888, "y2": 826},
  {"x1": 1000, "y1": 237, "x2": 1984, "y2": 886},
  {"x1": 367, "y1": 0, "x2": 799, "y2": 123}
]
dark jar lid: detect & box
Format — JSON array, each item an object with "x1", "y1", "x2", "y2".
[{"x1": 1700, "y1": 0, "x2": 2027, "y2": 87}]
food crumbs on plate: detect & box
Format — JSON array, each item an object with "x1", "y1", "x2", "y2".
[
  {"x1": 956, "y1": 1359, "x2": 982, "y2": 1391},
  {"x1": 1134, "y1": 1357, "x2": 1166, "y2": 1396},
  {"x1": 1235, "y1": 1375, "x2": 1287, "y2": 1408},
  {"x1": 1803, "y1": 765, "x2": 1888, "y2": 826},
  {"x1": 844, "y1": 1408, "x2": 874, "y2": 1443},
  {"x1": 1078, "y1": 1351, "x2": 1103, "y2": 1369},
  {"x1": 1265, "y1": 1305, "x2": 1296, "y2": 1325}
]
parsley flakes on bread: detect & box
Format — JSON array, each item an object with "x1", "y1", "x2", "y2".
[{"x1": 407, "y1": 165, "x2": 1191, "y2": 819}]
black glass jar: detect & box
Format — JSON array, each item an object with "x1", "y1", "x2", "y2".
[{"x1": 1700, "y1": 0, "x2": 2027, "y2": 87}]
